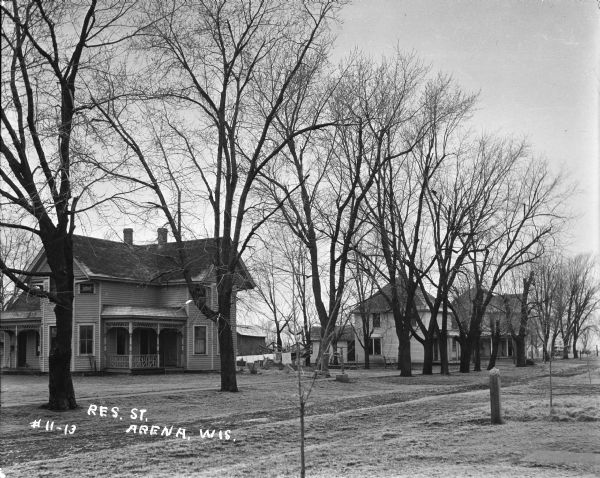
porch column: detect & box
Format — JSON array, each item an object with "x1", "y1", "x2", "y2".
[
  {"x1": 14, "y1": 325, "x2": 18, "y2": 368},
  {"x1": 128, "y1": 323, "x2": 133, "y2": 369},
  {"x1": 180, "y1": 327, "x2": 184, "y2": 368},
  {"x1": 156, "y1": 324, "x2": 160, "y2": 368},
  {"x1": 103, "y1": 325, "x2": 108, "y2": 370}
]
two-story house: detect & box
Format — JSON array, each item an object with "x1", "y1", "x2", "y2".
[
  {"x1": 352, "y1": 284, "x2": 459, "y2": 365},
  {"x1": 0, "y1": 228, "x2": 254, "y2": 373}
]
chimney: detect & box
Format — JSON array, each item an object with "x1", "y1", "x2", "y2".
[
  {"x1": 157, "y1": 227, "x2": 168, "y2": 246},
  {"x1": 123, "y1": 228, "x2": 133, "y2": 245}
]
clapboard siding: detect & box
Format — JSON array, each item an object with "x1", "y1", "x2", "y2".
[
  {"x1": 73, "y1": 282, "x2": 100, "y2": 372},
  {"x1": 40, "y1": 299, "x2": 54, "y2": 372},
  {"x1": 186, "y1": 303, "x2": 213, "y2": 370},
  {"x1": 159, "y1": 284, "x2": 189, "y2": 308},
  {"x1": 101, "y1": 282, "x2": 160, "y2": 307}
]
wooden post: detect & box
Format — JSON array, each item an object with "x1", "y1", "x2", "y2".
[
  {"x1": 128, "y1": 323, "x2": 133, "y2": 370},
  {"x1": 489, "y1": 367, "x2": 503, "y2": 424},
  {"x1": 156, "y1": 324, "x2": 160, "y2": 368}
]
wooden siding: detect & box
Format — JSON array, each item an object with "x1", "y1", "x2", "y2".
[
  {"x1": 186, "y1": 304, "x2": 214, "y2": 370},
  {"x1": 158, "y1": 284, "x2": 189, "y2": 308},
  {"x1": 101, "y1": 281, "x2": 161, "y2": 307},
  {"x1": 73, "y1": 282, "x2": 100, "y2": 372},
  {"x1": 40, "y1": 299, "x2": 54, "y2": 372}
]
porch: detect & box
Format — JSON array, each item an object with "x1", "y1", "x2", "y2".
[
  {"x1": 103, "y1": 313, "x2": 186, "y2": 373},
  {"x1": 0, "y1": 323, "x2": 41, "y2": 371}
]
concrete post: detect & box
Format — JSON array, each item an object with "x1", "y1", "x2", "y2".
[{"x1": 489, "y1": 367, "x2": 503, "y2": 424}]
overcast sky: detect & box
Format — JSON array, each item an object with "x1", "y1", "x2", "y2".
[{"x1": 331, "y1": 0, "x2": 599, "y2": 256}]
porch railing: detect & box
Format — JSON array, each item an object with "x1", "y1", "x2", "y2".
[
  {"x1": 106, "y1": 354, "x2": 159, "y2": 369},
  {"x1": 132, "y1": 354, "x2": 158, "y2": 368}
]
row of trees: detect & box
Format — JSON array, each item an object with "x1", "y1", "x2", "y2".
[
  {"x1": 1, "y1": 0, "x2": 593, "y2": 411},
  {"x1": 530, "y1": 254, "x2": 599, "y2": 361}
]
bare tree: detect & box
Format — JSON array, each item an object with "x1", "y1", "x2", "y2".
[
  {"x1": 249, "y1": 240, "x2": 295, "y2": 352},
  {"x1": 91, "y1": 0, "x2": 341, "y2": 391},
  {"x1": 347, "y1": 249, "x2": 383, "y2": 370},
  {"x1": 531, "y1": 253, "x2": 565, "y2": 361},
  {"x1": 560, "y1": 254, "x2": 600, "y2": 358},
  {"x1": 266, "y1": 52, "x2": 425, "y2": 374},
  {"x1": 456, "y1": 153, "x2": 566, "y2": 372},
  {"x1": 1, "y1": 0, "x2": 140, "y2": 409}
]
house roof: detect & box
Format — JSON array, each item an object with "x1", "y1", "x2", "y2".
[
  {"x1": 310, "y1": 326, "x2": 354, "y2": 342},
  {"x1": 101, "y1": 306, "x2": 188, "y2": 320},
  {"x1": 452, "y1": 288, "x2": 522, "y2": 315},
  {"x1": 352, "y1": 283, "x2": 431, "y2": 314},
  {"x1": 72, "y1": 235, "x2": 254, "y2": 289},
  {"x1": 236, "y1": 324, "x2": 266, "y2": 338}
]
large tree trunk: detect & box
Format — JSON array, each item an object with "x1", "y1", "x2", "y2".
[
  {"x1": 459, "y1": 336, "x2": 471, "y2": 373},
  {"x1": 439, "y1": 330, "x2": 449, "y2": 375},
  {"x1": 398, "y1": 327, "x2": 412, "y2": 376},
  {"x1": 513, "y1": 334, "x2": 527, "y2": 367},
  {"x1": 276, "y1": 329, "x2": 283, "y2": 352},
  {"x1": 487, "y1": 325, "x2": 501, "y2": 370},
  {"x1": 364, "y1": 343, "x2": 370, "y2": 369},
  {"x1": 48, "y1": 302, "x2": 76, "y2": 410},
  {"x1": 217, "y1": 286, "x2": 238, "y2": 392},
  {"x1": 562, "y1": 344, "x2": 569, "y2": 359},
  {"x1": 422, "y1": 337, "x2": 434, "y2": 375},
  {"x1": 472, "y1": 333, "x2": 482, "y2": 372},
  {"x1": 572, "y1": 338, "x2": 579, "y2": 359},
  {"x1": 44, "y1": 233, "x2": 77, "y2": 410}
]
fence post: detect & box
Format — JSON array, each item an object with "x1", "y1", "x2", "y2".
[{"x1": 489, "y1": 367, "x2": 503, "y2": 424}]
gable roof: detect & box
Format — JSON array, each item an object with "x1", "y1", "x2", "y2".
[
  {"x1": 2, "y1": 291, "x2": 42, "y2": 317},
  {"x1": 72, "y1": 235, "x2": 254, "y2": 288},
  {"x1": 452, "y1": 288, "x2": 521, "y2": 312},
  {"x1": 352, "y1": 283, "x2": 431, "y2": 314},
  {"x1": 310, "y1": 325, "x2": 354, "y2": 342}
]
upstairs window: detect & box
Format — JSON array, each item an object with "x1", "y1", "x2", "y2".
[
  {"x1": 372, "y1": 313, "x2": 381, "y2": 328},
  {"x1": 30, "y1": 282, "x2": 44, "y2": 291},
  {"x1": 79, "y1": 283, "x2": 95, "y2": 294}
]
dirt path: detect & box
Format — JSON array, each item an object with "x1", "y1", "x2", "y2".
[{"x1": 1, "y1": 361, "x2": 598, "y2": 477}]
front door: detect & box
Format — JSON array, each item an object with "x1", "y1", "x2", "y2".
[
  {"x1": 160, "y1": 330, "x2": 178, "y2": 367},
  {"x1": 17, "y1": 333, "x2": 27, "y2": 367}
]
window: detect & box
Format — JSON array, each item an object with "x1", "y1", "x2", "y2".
[
  {"x1": 31, "y1": 282, "x2": 44, "y2": 291},
  {"x1": 372, "y1": 313, "x2": 381, "y2": 328},
  {"x1": 452, "y1": 338, "x2": 457, "y2": 352},
  {"x1": 49, "y1": 326, "x2": 57, "y2": 352},
  {"x1": 116, "y1": 328, "x2": 128, "y2": 355},
  {"x1": 193, "y1": 285, "x2": 210, "y2": 306},
  {"x1": 36, "y1": 332, "x2": 40, "y2": 356},
  {"x1": 79, "y1": 283, "x2": 95, "y2": 294},
  {"x1": 194, "y1": 326, "x2": 207, "y2": 354},
  {"x1": 369, "y1": 338, "x2": 382, "y2": 356},
  {"x1": 79, "y1": 325, "x2": 93, "y2": 355}
]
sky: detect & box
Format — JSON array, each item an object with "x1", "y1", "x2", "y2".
[{"x1": 331, "y1": 0, "x2": 600, "y2": 256}]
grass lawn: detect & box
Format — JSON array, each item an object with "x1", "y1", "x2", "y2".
[{"x1": 1, "y1": 359, "x2": 599, "y2": 477}]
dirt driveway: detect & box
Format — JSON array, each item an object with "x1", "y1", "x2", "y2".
[{"x1": 1, "y1": 360, "x2": 599, "y2": 477}]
